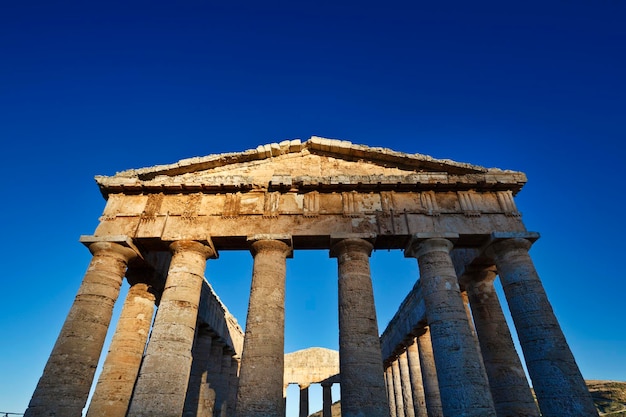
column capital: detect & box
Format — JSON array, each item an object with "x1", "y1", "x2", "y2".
[
  {"x1": 483, "y1": 232, "x2": 539, "y2": 255},
  {"x1": 329, "y1": 237, "x2": 374, "y2": 258},
  {"x1": 248, "y1": 236, "x2": 292, "y2": 258},
  {"x1": 80, "y1": 235, "x2": 140, "y2": 262},
  {"x1": 404, "y1": 234, "x2": 457, "y2": 259},
  {"x1": 169, "y1": 239, "x2": 217, "y2": 259}
]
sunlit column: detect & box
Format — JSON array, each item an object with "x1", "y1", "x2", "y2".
[
  {"x1": 331, "y1": 237, "x2": 390, "y2": 417},
  {"x1": 128, "y1": 240, "x2": 215, "y2": 417},
  {"x1": 87, "y1": 280, "x2": 156, "y2": 417},
  {"x1": 25, "y1": 240, "x2": 137, "y2": 417},
  {"x1": 386, "y1": 366, "x2": 398, "y2": 417},
  {"x1": 236, "y1": 237, "x2": 291, "y2": 417},
  {"x1": 488, "y1": 237, "x2": 599, "y2": 417},
  {"x1": 416, "y1": 328, "x2": 443, "y2": 417},
  {"x1": 399, "y1": 350, "x2": 415, "y2": 417},
  {"x1": 392, "y1": 359, "x2": 405, "y2": 417},
  {"x1": 406, "y1": 236, "x2": 496, "y2": 417},
  {"x1": 406, "y1": 339, "x2": 427, "y2": 417}
]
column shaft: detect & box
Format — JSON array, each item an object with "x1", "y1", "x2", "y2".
[
  {"x1": 392, "y1": 359, "x2": 405, "y2": 417},
  {"x1": 416, "y1": 329, "x2": 443, "y2": 417},
  {"x1": 25, "y1": 241, "x2": 136, "y2": 417},
  {"x1": 128, "y1": 240, "x2": 214, "y2": 417},
  {"x1": 332, "y1": 238, "x2": 390, "y2": 417},
  {"x1": 183, "y1": 327, "x2": 214, "y2": 417},
  {"x1": 87, "y1": 282, "x2": 156, "y2": 417},
  {"x1": 386, "y1": 366, "x2": 398, "y2": 417},
  {"x1": 465, "y1": 267, "x2": 539, "y2": 417},
  {"x1": 236, "y1": 239, "x2": 291, "y2": 417},
  {"x1": 489, "y1": 238, "x2": 599, "y2": 417},
  {"x1": 299, "y1": 385, "x2": 309, "y2": 417},
  {"x1": 399, "y1": 351, "x2": 416, "y2": 417},
  {"x1": 406, "y1": 339, "x2": 428, "y2": 417},
  {"x1": 408, "y1": 238, "x2": 496, "y2": 417},
  {"x1": 322, "y1": 383, "x2": 333, "y2": 417}
]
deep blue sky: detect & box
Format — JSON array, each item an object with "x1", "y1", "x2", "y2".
[{"x1": 1, "y1": 1, "x2": 624, "y2": 415}]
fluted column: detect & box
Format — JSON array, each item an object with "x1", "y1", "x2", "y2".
[
  {"x1": 87, "y1": 281, "x2": 156, "y2": 417},
  {"x1": 386, "y1": 366, "x2": 398, "y2": 417},
  {"x1": 299, "y1": 385, "x2": 309, "y2": 417},
  {"x1": 183, "y1": 326, "x2": 215, "y2": 417},
  {"x1": 322, "y1": 382, "x2": 333, "y2": 417},
  {"x1": 406, "y1": 237, "x2": 496, "y2": 417},
  {"x1": 488, "y1": 237, "x2": 598, "y2": 417},
  {"x1": 464, "y1": 266, "x2": 539, "y2": 417},
  {"x1": 406, "y1": 339, "x2": 428, "y2": 417},
  {"x1": 236, "y1": 238, "x2": 291, "y2": 417},
  {"x1": 128, "y1": 240, "x2": 215, "y2": 417},
  {"x1": 331, "y1": 237, "x2": 390, "y2": 417},
  {"x1": 399, "y1": 351, "x2": 415, "y2": 417},
  {"x1": 25, "y1": 240, "x2": 137, "y2": 417},
  {"x1": 392, "y1": 359, "x2": 405, "y2": 417},
  {"x1": 416, "y1": 329, "x2": 443, "y2": 417}
]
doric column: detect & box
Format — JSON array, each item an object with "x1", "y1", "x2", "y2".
[
  {"x1": 399, "y1": 350, "x2": 416, "y2": 417},
  {"x1": 226, "y1": 356, "x2": 240, "y2": 417},
  {"x1": 236, "y1": 237, "x2": 291, "y2": 417},
  {"x1": 392, "y1": 359, "x2": 405, "y2": 417},
  {"x1": 25, "y1": 240, "x2": 137, "y2": 417},
  {"x1": 299, "y1": 385, "x2": 309, "y2": 417},
  {"x1": 217, "y1": 354, "x2": 233, "y2": 415},
  {"x1": 488, "y1": 237, "x2": 599, "y2": 417},
  {"x1": 322, "y1": 382, "x2": 333, "y2": 417},
  {"x1": 87, "y1": 281, "x2": 156, "y2": 417},
  {"x1": 331, "y1": 237, "x2": 390, "y2": 417},
  {"x1": 406, "y1": 236, "x2": 496, "y2": 417},
  {"x1": 386, "y1": 366, "x2": 398, "y2": 417},
  {"x1": 405, "y1": 339, "x2": 427, "y2": 417},
  {"x1": 464, "y1": 266, "x2": 539, "y2": 417},
  {"x1": 183, "y1": 326, "x2": 215, "y2": 417},
  {"x1": 416, "y1": 329, "x2": 443, "y2": 417},
  {"x1": 128, "y1": 240, "x2": 215, "y2": 417}
]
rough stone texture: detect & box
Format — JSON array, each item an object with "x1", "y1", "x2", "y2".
[
  {"x1": 386, "y1": 366, "x2": 398, "y2": 417},
  {"x1": 25, "y1": 241, "x2": 137, "y2": 417},
  {"x1": 127, "y1": 240, "x2": 214, "y2": 417},
  {"x1": 183, "y1": 327, "x2": 215, "y2": 417},
  {"x1": 488, "y1": 238, "x2": 599, "y2": 417},
  {"x1": 332, "y1": 238, "x2": 390, "y2": 417},
  {"x1": 464, "y1": 267, "x2": 540, "y2": 417},
  {"x1": 236, "y1": 239, "x2": 291, "y2": 417},
  {"x1": 407, "y1": 238, "x2": 496, "y2": 417},
  {"x1": 405, "y1": 340, "x2": 428, "y2": 417},
  {"x1": 87, "y1": 282, "x2": 156, "y2": 417},
  {"x1": 398, "y1": 351, "x2": 416, "y2": 417},
  {"x1": 416, "y1": 330, "x2": 443, "y2": 417},
  {"x1": 392, "y1": 359, "x2": 405, "y2": 417},
  {"x1": 284, "y1": 347, "x2": 339, "y2": 387}
]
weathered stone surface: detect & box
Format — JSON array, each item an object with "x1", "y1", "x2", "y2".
[{"x1": 284, "y1": 347, "x2": 339, "y2": 387}]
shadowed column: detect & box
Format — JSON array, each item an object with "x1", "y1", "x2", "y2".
[
  {"x1": 399, "y1": 350, "x2": 416, "y2": 417},
  {"x1": 299, "y1": 385, "x2": 309, "y2": 417},
  {"x1": 128, "y1": 240, "x2": 215, "y2": 417},
  {"x1": 25, "y1": 240, "x2": 137, "y2": 417},
  {"x1": 322, "y1": 382, "x2": 333, "y2": 417},
  {"x1": 183, "y1": 326, "x2": 214, "y2": 417},
  {"x1": 488, "y1": 237, "x2": 599, "y2": 417},
  {"x1": 416, "y1": 328, "x2": 443, "y2": 417},
  {"x1": 406, "y1": 237, "x2": 496, "y2": 417},
  {"x1": 464, "y1": 266, "x2": 539, "y2": 417},
  {"x1": 87, "y1": 281, "x2": 156, "y2": 417},
  {"x1": 406, "y1": 339, "x2": 427, "y2": 417},
  {"x1": 236, "y1": 238, "x2": 291, "y2": 417},
  {"x1": 331, "y1": 238, "x2": 390, "y2": 417}
]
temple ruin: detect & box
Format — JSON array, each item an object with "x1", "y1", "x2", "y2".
[{"x1": 25, "y1": 137, "x2": 598, "y2": 417}]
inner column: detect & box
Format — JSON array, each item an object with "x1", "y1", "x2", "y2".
[
  {"x1": 236, "y1": 237, "x2": 291, "y2": 417},
  {"x1": 331, "y1": 237, "x2": 390, "y2": 417}
]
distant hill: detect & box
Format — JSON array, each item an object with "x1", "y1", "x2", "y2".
[{"x1": 308, "y1": 380, "x2": 626, "y2": 417}]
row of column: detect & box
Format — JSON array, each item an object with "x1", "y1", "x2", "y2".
[
  {"x1": 295, "y1": 382, "x2": 335, "y2": 417},
  {"x1": 384, "y1": 236, "x2": 598, "y2": 417}
]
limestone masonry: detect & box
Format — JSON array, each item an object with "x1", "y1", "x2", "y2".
[{"x1": 25, "y1": 137, "x2": 598, "y2": 417}]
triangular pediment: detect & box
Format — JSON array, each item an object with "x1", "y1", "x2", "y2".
[{"x1": 95, "y1": 137, "x2": 526, "y2": 196}]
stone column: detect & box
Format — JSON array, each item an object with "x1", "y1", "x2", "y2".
[
  {"x1": 406, "y1": 236, "x2": 496, "y2": 417},
  {"x1": 331, "y1": 238, "x2": 390, "y2": 417},
  {"x1": 87, "y1": 281, "x2": 156, "y2": 417},
  {"x1": 488, "y1": 237, "x2": 599, "y2": 417},
  {"x1": 392, "y1": 359, "x2": 405, "y2": 417},
  {"x1": 386, "y1": 366, "x2": 398, "y2": 417},
  {"x1": 128, "y1": 240, "x2": 215, "y2": 417},
  {"x1": 464, "y1": 266, "x2": 539, "y2": 417},
  {"x1": 406, "y1": 339, "x2": 427, "y2": 417},
  {"x1": 322, "y1": 382, "x2": 333, "y2": 417},
  {"x1": 299, "y1": 385, "x2": 309, "y2": 417},
  {"x1": 25, "y1": 240, "x2": 137, "y2": 417},
  {"x1": 217, "y1": 354, "x2": 233, "y2": 416},
  {"x1": 399, "y1": 351, "x2": 416, "y2": 417},
  {"x1": 226, "y1": 356, "x2": 240, "y2": 417},
  {"x1": 206, "y1": 340, "x2": 225, "y2": 414},
  {"x1": 416, "y1": 329, "x2": 443, "y2": 417},
  {"x1": 183, "y1": 326, "x2": 214, "y2": 417},
  {"x1": 236, "y1": 238, "x2": 291, "y2": 417}
]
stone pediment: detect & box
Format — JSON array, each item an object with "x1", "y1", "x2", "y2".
[{"x1": 95, "y1": 137, "x2": 526, "y2": 196}]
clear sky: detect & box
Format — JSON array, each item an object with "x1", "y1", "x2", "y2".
[{"x1": 1, "y1": 1, "x2": 624, "y2": 415}]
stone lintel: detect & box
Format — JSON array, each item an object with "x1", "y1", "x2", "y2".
[{"x1": 79, "y1": 234, "x2": 143, "y2": 260}]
